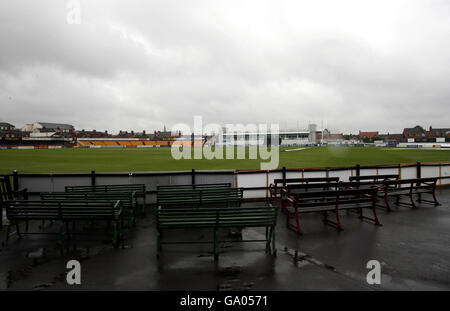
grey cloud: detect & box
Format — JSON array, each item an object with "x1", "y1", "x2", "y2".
[{"x1": 1, "y1": 0, "x2": 450, "y2": 133}]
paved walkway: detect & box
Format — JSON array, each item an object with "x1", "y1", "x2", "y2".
[{"x1": 0, "y1": 187, "x2": 449, "y2": 290}]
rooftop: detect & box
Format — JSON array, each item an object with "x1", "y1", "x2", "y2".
[
  {"x1": 0, "y1": 122, "x2": 14, "y2": 127},
  {"x1": 0, "y1": 187, "x2": 449, "y2": 290},
  {"x1": 37, "y1": 122, "x2": 74, "y2": 130}
]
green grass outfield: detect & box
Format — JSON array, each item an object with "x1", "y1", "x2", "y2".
[{"x1": 1, "y1": 146, "x2": 450, "y2": 174}]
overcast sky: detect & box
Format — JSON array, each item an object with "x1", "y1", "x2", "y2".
[{"x1": 1, "y1": 0, "x2": 449, "y2": 134}]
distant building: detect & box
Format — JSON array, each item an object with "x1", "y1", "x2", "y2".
[
  {"x1": 0, "y1": 122, "x2": 24, "y2": 139},
  {"x1": 210, "y1": 126, "x2": 321, "y2": 147},
  {"x1": 427, "y1": 126, "x2": 450, "y2": 139},
  {"x1": 318, "y1": 129, "x2": 344, "y2": 144},
  {"x1": 116, "y1": 130, "x2": 135, "y2": 138},
  {"x1": 22, "y1": 122, "x2": 75, "y2": 133},
  {"x1": 359, "y1": 131, "x2": 379, "y2": 139},
  {"x1": 0, "y1": 122, "x2": 15, "y2": 131},
  {"x1": 151, "y1": 130, "x2": 172, "y2": 140},
  {"x1": 76, "y1": 129, "x2": 110, "y2": 138},
  {"x1": 403, "y1": 126, "x2": 426, "y2": 140},
  {"x1": 379, "y1": 133, "x2": 404, "y2": 144}
]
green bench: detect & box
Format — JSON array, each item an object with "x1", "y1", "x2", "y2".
[
  {"x1": 4, "y1": 200, "x2": 123, "y2": 247},
  {"x1": 157, "y1": 183, "x2": 232, "y2": 190},
  {"x1": 40, "y1": 191, "x2": 137, "y2": 227},
  {"x1": 65, "y1": 184, "x2": 146, "y2": 213},
  {"x1": 1, "y1": 176, "x2": 28, "y2": 226},
  {"x1": 156, "y1": 204, "x2": 278, "y2": 261},
  {"x1": 157, "y1": 188, "x2": 244, "y2": 209}
]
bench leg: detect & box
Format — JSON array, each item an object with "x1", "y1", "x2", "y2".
[
  {"x1": 214, "y1": 228, "x2": 219, "y2": 262},
  {"x1": 2, "y1": 223, "x2": 11, "y2": 247},
  {"x1": 409, "y1": 192, "x2": 417, "y2": 208},
  {"x1": 416, "y1": 191, "x2": 441, "y2": 206},
  {"x1": 359, "y1": 206, "x2": 382, "y2": 226},
  {"x1": 280, "y1": 199, "x2": 285, "y2": 214},
  {"x1": 271, "y1": 227, "x2": 276, "y2": 256},
  {"x1": 286, "y1": 211, "x2": 303, "y2": 235},
  {"x1": 322, "y1": 210, "x2": 343, "y2": 231},
  {"x1": 128, "y1": 216, "x2": 134, "y2": 229},
  {"x1": 15, "y1": 220, "x2": 21, "y2": 239},
  {"x1": 38, "y1": 220, "x2": 43, "y2": 230},
  {"x1": 323, "y1": 211, "x2": 328, "y2": 223},
  {"x1": 112, "y1": 221, "x2": 118, "y2": 248},
  {"x1": 65, "y1": 222, "x2": 71, "y2": 241},
  {"x1": 119, "y1": 219, "x2": 124, "y2": 248},
  {"x1": 371, "y1": 204, "x2": 382, "y2": 226},
  {"x1": 432, "y1": 190, "x2": 440, "y2": 206},
  {"x1": 384, "y1": 192, "x2": 392, "y2": 212},
  {"x1": 132, "y1": 205, "x2": 137, "y2": 225},
  {"x1": 285, "y1": 210, "x2": 304, "y2": 235},
  {"x1": 294, "y1": 212, "x2": 303, "y2": 235},
  {"x1": 121, "y1": 213, "x2": 124, "y2": 232},
  {"x1": 334, "y1": 209, "x2": 344, "y2": 231},
  {"x1": 142, "y1": 197, "x2": 146, "y2": 215},
  {"x1": 157, "y1": 229, "x2": 162, "y2": 259},
  {"x1": 58, "y1": 224, "x2": 64, "y2": 247}
]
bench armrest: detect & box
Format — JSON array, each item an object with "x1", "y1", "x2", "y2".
[
  {"x1": 285, "y1": 197, "x2": 294, "y2": 205},
  {"x1": 14, "y1": 188, "x2": 28, "y2": 200},
  {"x1": 114, "y1": 200, "x2": 123, "y2": 216}
]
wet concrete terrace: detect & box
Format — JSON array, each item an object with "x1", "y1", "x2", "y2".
[{"x1": 0, "y1": 187, "x2": 449, "y2": 290}]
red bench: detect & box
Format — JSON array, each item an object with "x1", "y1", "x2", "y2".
[
  {"x1": 376, "y1": 177, "x2": 439, "y2": 211},
  {"x1": 282, "y1": 187, "x2": 381, "y2": 235},
  {"x1": 269, "y1": 177, "x2": 339, "y2": 205}
]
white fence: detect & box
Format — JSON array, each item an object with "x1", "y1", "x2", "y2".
[{"x1": 7, "y1": 162, "x2": 450, "y2": 202}]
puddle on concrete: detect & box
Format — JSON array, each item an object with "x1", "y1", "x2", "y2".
[
  {"x1": 220, "y1": 243, "x2": 233, "y2": 249},
  {"x1": 218, "y1": 279, "x2": 254, "y2": 291},
  {"x1": 218, "y1": 266, "x2": 243, "y2": 276},
  {"x1": 32, "y1": 282, "x2": 53, "y2": 290},
  {"x1": 4, "y1": 243, "x2": 109, "y2": 289}
]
